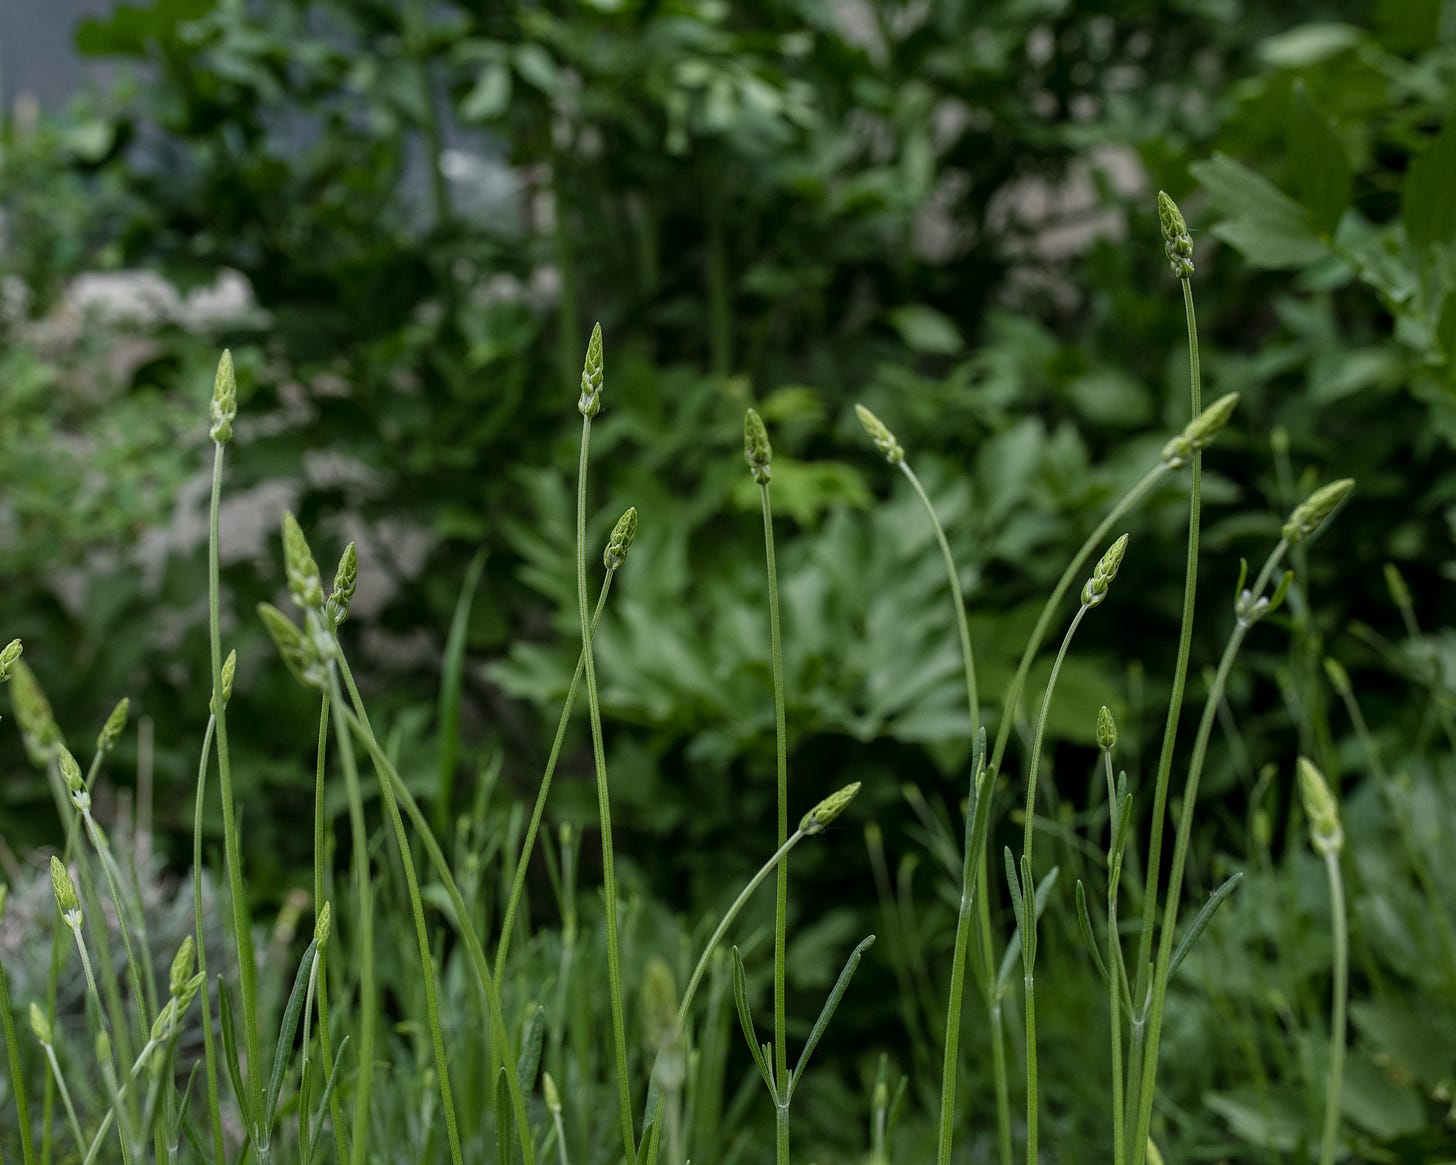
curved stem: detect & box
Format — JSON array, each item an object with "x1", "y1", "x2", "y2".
[
  {"x1": 190, "y1": 715, "x2": 226, "y2": 1165},
  {"x1": 1317, "y1": 849, "x2": 1347, "y2": 1165}
]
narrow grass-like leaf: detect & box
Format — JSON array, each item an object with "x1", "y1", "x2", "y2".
[
  {"x1": 789, "y1": 934, "x2": 875, "y2": 1098},
  {"x1": 730, "y1": 947, "x2": 774, "y2": 1094},
  {"x1": 996, "y1": 867, "x2": 1061, "y2": 995},
  {"x1": 1003, "y1": 847, "x2": 1025, "y2": 937},
  {"x1": 0, "y1": 954, "x2": 35, "y2": 1165},
  {"x1": 1110, "y1": 791, "x2": 1134, "y2": 891},
  {"x1": 516, "y1": 1005, "x2": 546, "y2": 1094},
  {"x1": 435, "y1": 549, "x2": 487, "y2": 834},
  {"x1": 307, "y1": 1036, "x2": 350, "y2": 1162},
  {"x1": 495, "y1": 1067, "x2": 511, "y2": 1165},
  {"x1": 264, "y1": 936, "x2": 319, "y2": 1133},
  {"x1": 1169, "y1": 872, "x2": 1244, "y2": 978},
  {"x1": 217, "y1": 977, "x2": 252, "y2": 1128},
  {"x1": 1075, "y1": 881, "x2": 1110, "y2": 985}
]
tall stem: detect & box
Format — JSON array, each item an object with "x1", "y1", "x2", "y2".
[
  {"x1": 1131, "y1": 276, "x2": 1203, "y2": 1065},
  {"x1": 1317, "y1": 849, "x2": 1347, "y2": 1165},
  {"x1": 576, "y1": 416, "x2": 635, "y2": 1157},
  {"x1": 758, "y1": 481, "x2": 791, "y2": 1165}
]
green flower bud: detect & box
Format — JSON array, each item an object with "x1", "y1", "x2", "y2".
[
  {"x1": 1096, "y1": 705, "x2": 1117, "y2": 752},
  {"x1": 578, "y1": 323, "x2": 604, "y2": 418},
  {"x1": 1282, "y1": 479, "x2": 1354, "y2": 545},
  {"x1": 30, "y1": 1002, "x2": 52, "y2": 1045},
  {"x1": 97, "y1": 698, "x2": 130, "y2": 754},
  {"x1": 0, "y1": 638, "x2": 22, "y2": 682},
  {"x1": 258, "y1": 603, "x2": 326, "y2": 691},
  {"x1": 1081, "y1": 534, "x2": 1130, "y2": 609},
  {"x1": 150, "y1": 999, "x2": 178, "y2": 1043},
  {"x1": 1322, "y1": 657, "x2": 1351, "y2": 696},
  {"x1": 326, "y1": 542, "x2": 358, "y2": 627},
  {"x1": 50, "y1": 855, "x2": 80, "y2": 923},
  {"x1": 799, "y1": 781, "x2": 862, "y2": 836},
  {"x1": 1161, "y1": 392, "x2": 1240, "y2": 467},
  {"x1": 854, "y1": 403, "x2": 904, "y2": 465},
  {"x1": 603, "y1": 507, "x2": 638, "y2": 572},
  {"x1": 282, "y1": 513, "x2": 325, "y2": 611},
  {"x1": 10, "y1": 660, "x2": 59, "y2": 759},
  {"x1": 58, "y1": 746, "x2": 85, "y2": 797},
  {"x1": 211, "y1": 649, "x2": 238, "y2": 715},
  {"x1": 210, "y1": 349, "x2": 237, "y2": 444},
  {"x1": 1383, "y1": 562, "x2": 1412, "y2": 612},
  {"x1": 315, "y1": 901, "x2": 332, "y2": 947},
  {"x1": 543, "y1": 1071, "x2": 561, "y2": 1114},
  {"x1": 1158, "y1": 191, "x2": 1194, "y2": 279},
  {"x1": 641, "y1": 956, "x2": 679, "y2": 1053},
  {"x1": 1296, "y1": 756, "x2": 1343, "y2": 856},
  {"x1": 95, "y1": 1029, "x2": 111, "y2": 1067},
  {"x1": 169, "y1": 935, "x2": 195, "y2": 998},
  {"x1": 744, "y1": 408, "x2": 773, "y2": 484}
]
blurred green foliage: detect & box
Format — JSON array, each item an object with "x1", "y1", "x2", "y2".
[{"x1": 3, "y1": 0, "x2": 1456, "y2": 1158}]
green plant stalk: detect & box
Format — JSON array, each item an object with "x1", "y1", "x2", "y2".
[
  {"x1": 1019, "y1": 605, "x2": 1089, "y2": 1164},
  {"x1": 329, "y1": 649, "x2": 464, "y2": 1165},
  {"x1": 0, "y1": 951, "x2": 35, "y2": 1165},
  {"x1": 495, "y1": 575, "x2": 615, "y2": 988},
  {"x1": 76, "y1": 809, "x2": 155, "y2": 1046},
  {"x1": 575, "y1": 415, "x2": 636, "y2": 1158},
  {"x1": 1128, "y1": 544, "x2": 1288, "y2": 1165},
  {"x1": 309, "y1": 697, "x2": 350, "y2": 1165},
  {"x1": 756, "y1": 478, "x2": 792, "y2": 1165},
  {"x1": 37, "y1": 1044, "x2": 84, "y2": 1158},
  {"x1": 1103, "y1": 748, "x2": 1129, "y2": 1165},
  {"x1": 334, "y1": 703, "x2": 537, "y2": 1165},
  {"x1": 1130, "y1": 275, "x2": 1203, "y2": 1097},
  {"x1": 206, "y1": 441, "x2": 264, "y2": 1138},
  {"x1": 1317, "y1": 848, "x2": 1347, "y2": 1165},
  {"x1": 435, "y1": 550, "x2": 486, "y2": 837}
]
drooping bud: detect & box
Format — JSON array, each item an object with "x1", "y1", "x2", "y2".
[
  {"x1": 1296, "y1": 757, "x2": 1343, "y2": 856},
  {"x1": 603, "y1": 507, "x2": 638, "y2": 572},
  {"x1": 744, "y1": 408, "x2": 773, "y2": 484},
  {"x1": 1081, "y1": 534, "x2": 1130, "y2": 609},
  {"x1": 258, "y1": 603, "x2": 326, "y2": 691},
  {"x1": 799, "y1": 782, "x2": 862, "y2": 836},
  {"x1": 1158, "y1": 191, "x2": 1194, "y2": 280},
  {"x1": 210, "y1": 349, "x2": 237, "y2": 445},
  {"x1": 1282, "y1": 479, "x2": 1354, "y2": 545},
  {"x1": 326, "y1": 543, "x2": 358, "y2": 627},
  {"x1": 282, "y1": 513, "x2": 325, "y2": 612},
  {"x1": 578, "y1": 323, "x2": 604, "y2": 418},
  {"x1": 1161, "y1": 392, "x2": 1240, "y2": 467},
  {"x1": 854, "y1": 404, "x2": 904, "y2": 465},
  {"x1": 97, "y1": 698, "x2": 130, "y2": 755},
  {"x1": 1096, "y1": 706, "x2": 1117, "y2": 752}
]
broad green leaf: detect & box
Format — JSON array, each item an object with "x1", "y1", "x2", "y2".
[
  {"x1": 1402, "y1": 116, "x2": 1456, "y2": 251},
  {"x1": 1190, "y1": 154, "x2": 1326, "y2": 269},
  {"x1": 888, "y1": 305, "x2": 963, "y2": 356},
  {"x1": 1287, "y1": 82, "x2": 1351, "y2": 236},
  {"x1": 1206, "y1": 1088, "x2": 1305, "y2": 1151}
]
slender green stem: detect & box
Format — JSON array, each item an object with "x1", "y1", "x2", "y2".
[
  {"x1": 901, "y1": 462, "x2": 979, "y2": 740},
  {"x1": 575, "y1": 416, "x2": 636, "y2": 1158},
  {"x1": 309, "y1": 696, "x2": 349, "y2": 1165},
  {"x1": 989, "y1": 998, "x2": 1013, "y2": 1165},
  {"x1": 331, "y1": 651, "x2": 464, "y2": 1165},
  {"x1": 206, "y1": 441, "x2": 264, "y2": 1141},
  {"x1": 0, "y1": 951, "x2": 35, "y2": 1165},
  {"x1": 1129, "y1": 544, "x2": 1288, "y2": 1164},
  {"x1": 495, "y1": 574, "x2": 615, "y2": 988},
  {"x1": 1317, "y1": 849, "x2": 1347, "y2": 1165},
  {"x1": 38, "y1": 1045, "x2": 84, "y2": 1158},
  {"x1": 1131, "y1": 275, "x2": 1203, "y2": 1088},
  {"x1": 190, "y1": 716, "x2": 225, "y2": 1165},
  {"x1": 1105, "y1": 750, "x2": 1127, "y2": 1165},
  {"x1": 334, "y1": 703, "x2": 537, "y2": 1165},
  {"x1": 757, "y1": 480, "x2": 792, "y2": 1165},
  {"x1": 990, "y1": 464, "x2": 1170, "y2": 779}
]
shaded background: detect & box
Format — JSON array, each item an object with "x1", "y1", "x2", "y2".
[{"x1": 2, "y1": 0, "x2": 1455, "y2": 1159}]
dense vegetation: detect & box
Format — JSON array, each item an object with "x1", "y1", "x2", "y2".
[{"x1": 1, "y1": 1, "x2": 1454, "y2": 1160}]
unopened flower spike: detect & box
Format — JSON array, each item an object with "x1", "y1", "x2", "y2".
[
  {"x1": 50, "y1": 855, "x2": 80, "y2": 925},
  {"x1": 1096, "y1": 706, "x2": 1117, "y2": 752},
  {"x1": 604, "y1": 507, "x2": 638, "y2": 572},
  {"x1": 578, "y1": 323, "x2": 604, "y2": 418},
  {"x1": 258, "y1": 603, "x2": 326, "y2": 691},
  {"x1": 1297, "y1": 756, "x2": 1343, "y2": 855},
  {"x1": 169, "y1": 936, "x2": 195, "y2": 997},
  {"x1": 0, "y1": 638, "x2": 21, "y2": 683},
  {"x1": 799, "y1": 781, "x2": 862, "y2": 835},
  {"x1": 1282, "y1": 479, "x2": 1354, "y2": 545},
  {"x1": 315, "y1": 901, "x2": 332, "y2": 946},
  {"x1": 58, "y1": 746, "x2": 85, "y2": 798},
  {"x1": 210, "y1": 349, "x2": 237, "y2": 445},
  {"x1": 1082, "y1": 534, "x2": 1130, "y2": 608},
  {"x1": 211, "y1": 649, "x2": 237, "y2": 715},
  {"x1": 543, "y1": 1071, "x2": 562, "y2": 1114},
  {"x1": 97, "y1": 697, "x2": 130, "y2": 755},
  {"x1": 1383, "y1": 563, "x2": 1412, "y2": 612},
  {"x1": 854, "y1": 404, "x2": 904, "y2": 465},
  {"x1": 282, "y1": 513, "x2": 325, "y2": 611},
  {"x1": 11, "y1": 660, "x2": 59, "y2": 758},
  {"x1": 1158, "y1": 191, "x2": 1194, "y2": 280},
  {"x1": 1322, "y1": 657, "x2": 1352, "y2": 695},
  {"x1": 327, "y1": 542, "x2": 358, "y2": 627},
  {"x1": 1161, "y1": 392, "x2": 1240, "y2": 467},
  {"x1": 30, "y1": 1002, "x2": 52, "y2": 1045},
  {"x1": 744, "y1": 407, "x2": 773, "y2": 484}
]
